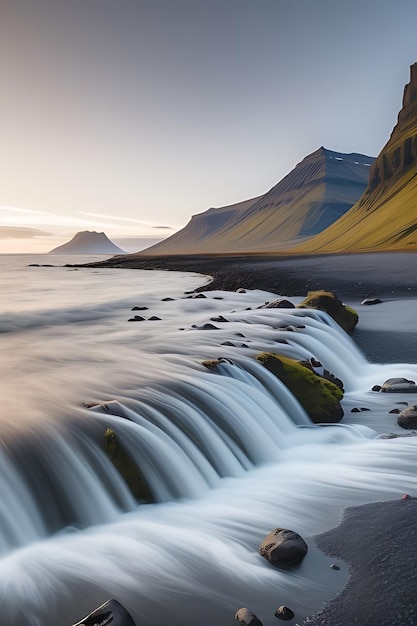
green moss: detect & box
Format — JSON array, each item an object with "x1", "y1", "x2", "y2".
[
  {"x1": 256, "y1": 352, "x2": 344, "y2": 423},
  {"x1": 103, "y1": 428, "x2": 153, "y2": 503},
  {"x1": 297, "y1": 290, "x2": 358, "y2": 335}
]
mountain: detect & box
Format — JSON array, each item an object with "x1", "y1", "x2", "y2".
[
  {"x1": 293, "y1": 63, "x2": 417, "y2": 253},
  {"x1": 141, "y1": 148, "x2": 374, "y2": 255},
  {"x1": 48, "y1": 231, "x2": 125, "y2": 254}
]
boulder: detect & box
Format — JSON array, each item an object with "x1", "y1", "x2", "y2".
[
  {"x1": 131, "y1": 306, "x2": 148, "y2": 311},
  {"x1": 236, "y1": 288, "x2": 246, "y2": 293},
  {"x1": 235, "y1": 608, "x2": 263, "y2": 626},
  {"x1": 258, "y1": 299, "x2": 295, "y2": 309},
  {"x1": 259, "y1": 528, "x2": 308, "y2": 568},
  {"x1": 148, "y1": 316, "x2": 161, "y2": 321},
  {"x1": 256, "y1": 353, "x2": 344, "y2": 423},
  {"x1": 381, "y1": 377, "x2": 417, "y2": 392},
  {"x1": 297, "y1": 290, "x2": 358, "y2": 334},
  {"x1": 72, "y1": 599, "x2": 135, "y2": 626},
  {"x1": 398, "y1": 405, "x2": 417, "y2": 429},
  {"x1": 274, "y1": 605, "x2": 295, "y2": 621},
  {"x1": 127, "y1": 316, "x2": 145, "y2": 322}
]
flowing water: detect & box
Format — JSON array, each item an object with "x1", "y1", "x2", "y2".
[{"x1": 1, "y1": 255, "x2": 417, "y2": 626}]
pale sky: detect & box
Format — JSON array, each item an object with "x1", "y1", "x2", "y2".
[{"x1": 1, "y1": 0, "x2": 416, "y2": 253}]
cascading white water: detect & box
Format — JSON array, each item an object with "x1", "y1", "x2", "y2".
[{"x1": 2, "y1": 260, "x2": 417, "y2": 626}]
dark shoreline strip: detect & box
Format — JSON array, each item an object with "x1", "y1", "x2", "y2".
[
  {"x1": 72, "y1": 252, "x2": 417, "y2": 300},
  {"x1": 306, "y1": 496, "x2": 417, "y2": 625}
]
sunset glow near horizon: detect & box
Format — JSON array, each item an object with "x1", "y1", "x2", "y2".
[{"x1": 1, "y1": 0, "x2": 417, "y2": 254}]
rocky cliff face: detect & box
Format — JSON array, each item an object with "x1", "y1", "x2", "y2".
[
  {"x1": 295, "y1": 63, "x2": 417, "y2": 253},
  {"x1": 142, "y1": 148, "x2": 373, "y2": 255},
  {"x1": 49, "y1": 231, "x2": 125, "y2": 254}
]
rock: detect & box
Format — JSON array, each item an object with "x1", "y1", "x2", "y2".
[
  {"x1": 398, "y1": 405, "x2": 417, "y2": 429},
  {"x1": 221, "y1": 341, "x2": 235, "y2": 346},
  {"x1": 299, "y1": 358, "x2": 344, "y2": 390},
  {"x1": 235, "y1": 332, "x2": 246, "y2": 337},
  {"x1": 351, "y1": 407, "x2": 370, "y2": 413},
  {"x1": 161, "y1": 297, "x2": 174, "y2": 301},
  {"x1": 380, "y1": 377, "x2": 417, "y2": 392},
  {"x1": 202, "y1": 358, "x2": 234, "y2": 369},
  {"x1": 194, "y1": 293, "x2": 207, "y2": 298},
  {"x1": 127, "y1": 315, "x2": 145, "y2": 322},
  {"x1": 361, "y1": 298, "x2": 383, "y2": 305},
  {"x1": 72, "y1": 599, "x2": 136, "y2": 626},
  {"x1": 372, "y1": 385, "x2": 382, "y2": 392},
  {"x1": 210, "y1": 315, "x2": 229, "y2": 322},
  {"x1": 256, "y1": 353, "x2": 344, "y2": 423},
  {"x1": 213, "y1": 296, "x2": 223, "y2": 300},
  {"x1": 258, "y1": 299, "x2": 295, "y2": 309},
  {"x1": 259, "y1": 528, "x2": 308, "y2": 568},
  {"x1": 148, "y1": 316, "x2": 161, "y2": 321},
  {"x1": 389, "y1": 408, "x2": 401, "y2": 414},
  {"x1": 103, "y1": 428, "x2": 153, "y2": 502},
  {"x1": 297, "y1": 290, "x2": 358, "y2": 335},
  {"x1": 131, "y1": 306, "x2": 148, "y2": 311},
  {"x1": 235, "y1": 608, "x2": 263, "y2": 625},
  {"x1": 330, "y1": 563, "x2": 341, "y2": 570},
  {"x1": 236, "y1": 288, "x2": 246, "y2": 293},
  {"x1": 274, "y1": 605, "x2": 295, "y2": 621}
]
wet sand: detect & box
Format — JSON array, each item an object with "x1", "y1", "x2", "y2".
[{"x1": 308, "y1": 497, "x2": 417, "y2": 626}]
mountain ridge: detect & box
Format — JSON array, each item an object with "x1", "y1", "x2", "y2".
[{"x1": 141, "y1": 147, "x2": 374, "y2": 256}]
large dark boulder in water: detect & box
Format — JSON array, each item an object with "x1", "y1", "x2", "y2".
[
  {"x1": 380, "y1": 377, "x2": 417, "y2": 392},
  {"x1": 259, "y1": 528, "x2": 308, "y2": 568},
  {"x1": 397, "y1": 405, "x2": 417, "y2": 429},
  {"x1": 72, "y1": 599, "x2": 135, "y2": 626},
  {"x1": 297, "y1": 290, "x2": 358, "y2": 334},
  {"x1": 256, "y1": 353, "x2": 344, "y2": 423}
]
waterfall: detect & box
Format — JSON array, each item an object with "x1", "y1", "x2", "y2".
[{"x1": 2, "y1": 274, "x2": 417, "y2": 626}]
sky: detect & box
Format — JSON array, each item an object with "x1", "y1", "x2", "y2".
[{"x1": 1, "y1": 0, "x2": 417, "y2": 254}]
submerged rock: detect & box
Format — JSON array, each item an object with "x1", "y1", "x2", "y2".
[
  {"x1": 72, "y1": 599, "x2": 135, "y2": 626},
  {"x1": 235, "y1": 607, "x2": 263, "y2": 625},
  {"x1": 259, "y1": 528, "x2": 308, "y2": 568},
  {"x1": 297, "y1": 290, "x2": 358, "y2": 334},
  {"x1": 258, "y1": 298, "x2": 295, "y2": 309},
  {"x1": 256, "y1": 353, "x2": 344, "y2": 423},
  {"x1": 361, "y1": 297, "x2": 383, "y2": 305},
  {"x1": 103, "y1": 428, "x2": 153, "y2": 502}
]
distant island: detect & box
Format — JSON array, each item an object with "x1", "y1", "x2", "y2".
[{"x1": 48, "y1": 231, "x2": 125, "y2": 254}]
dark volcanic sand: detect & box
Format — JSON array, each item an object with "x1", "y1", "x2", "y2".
[
  {"x1": 306, "y1": 497, "x2": 417, "y2": 626},
  {"x1": 79, "y1": 252, "x2": 417, "y2": 300}
]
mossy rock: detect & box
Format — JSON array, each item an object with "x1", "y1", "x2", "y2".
[
  {"x1": 297, "y1": 290, "x2": 358, "y2": 335},
  {"x1": 256, "y1": 353, "x2": 344, "y2": 423},
  {"x1": 103, "y1": 428, "x2": 153, "y2": 503}
]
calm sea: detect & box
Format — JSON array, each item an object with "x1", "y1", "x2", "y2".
[{"x1": 1, "y1": 254, "x2": 417, "y2": 626}]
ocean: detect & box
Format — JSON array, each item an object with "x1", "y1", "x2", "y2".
[{"x1": 1, "y1": 254, "x2": 417, "y2": 626}]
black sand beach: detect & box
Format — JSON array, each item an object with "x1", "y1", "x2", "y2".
[{"x1": 81, "y1": 252, "x2": 417, "y2": 301}]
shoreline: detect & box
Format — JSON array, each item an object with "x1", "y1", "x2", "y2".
[{"x1": 76, "y1": 251, "x2": 417, "y2": 301}]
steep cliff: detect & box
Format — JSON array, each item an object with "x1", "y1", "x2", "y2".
[
  {"x1": 142, "y1": 148, "x2": 373, "y2": 255},
  {"x1": 295, "y1": 63, "x2": 417, "y2": 253}
]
